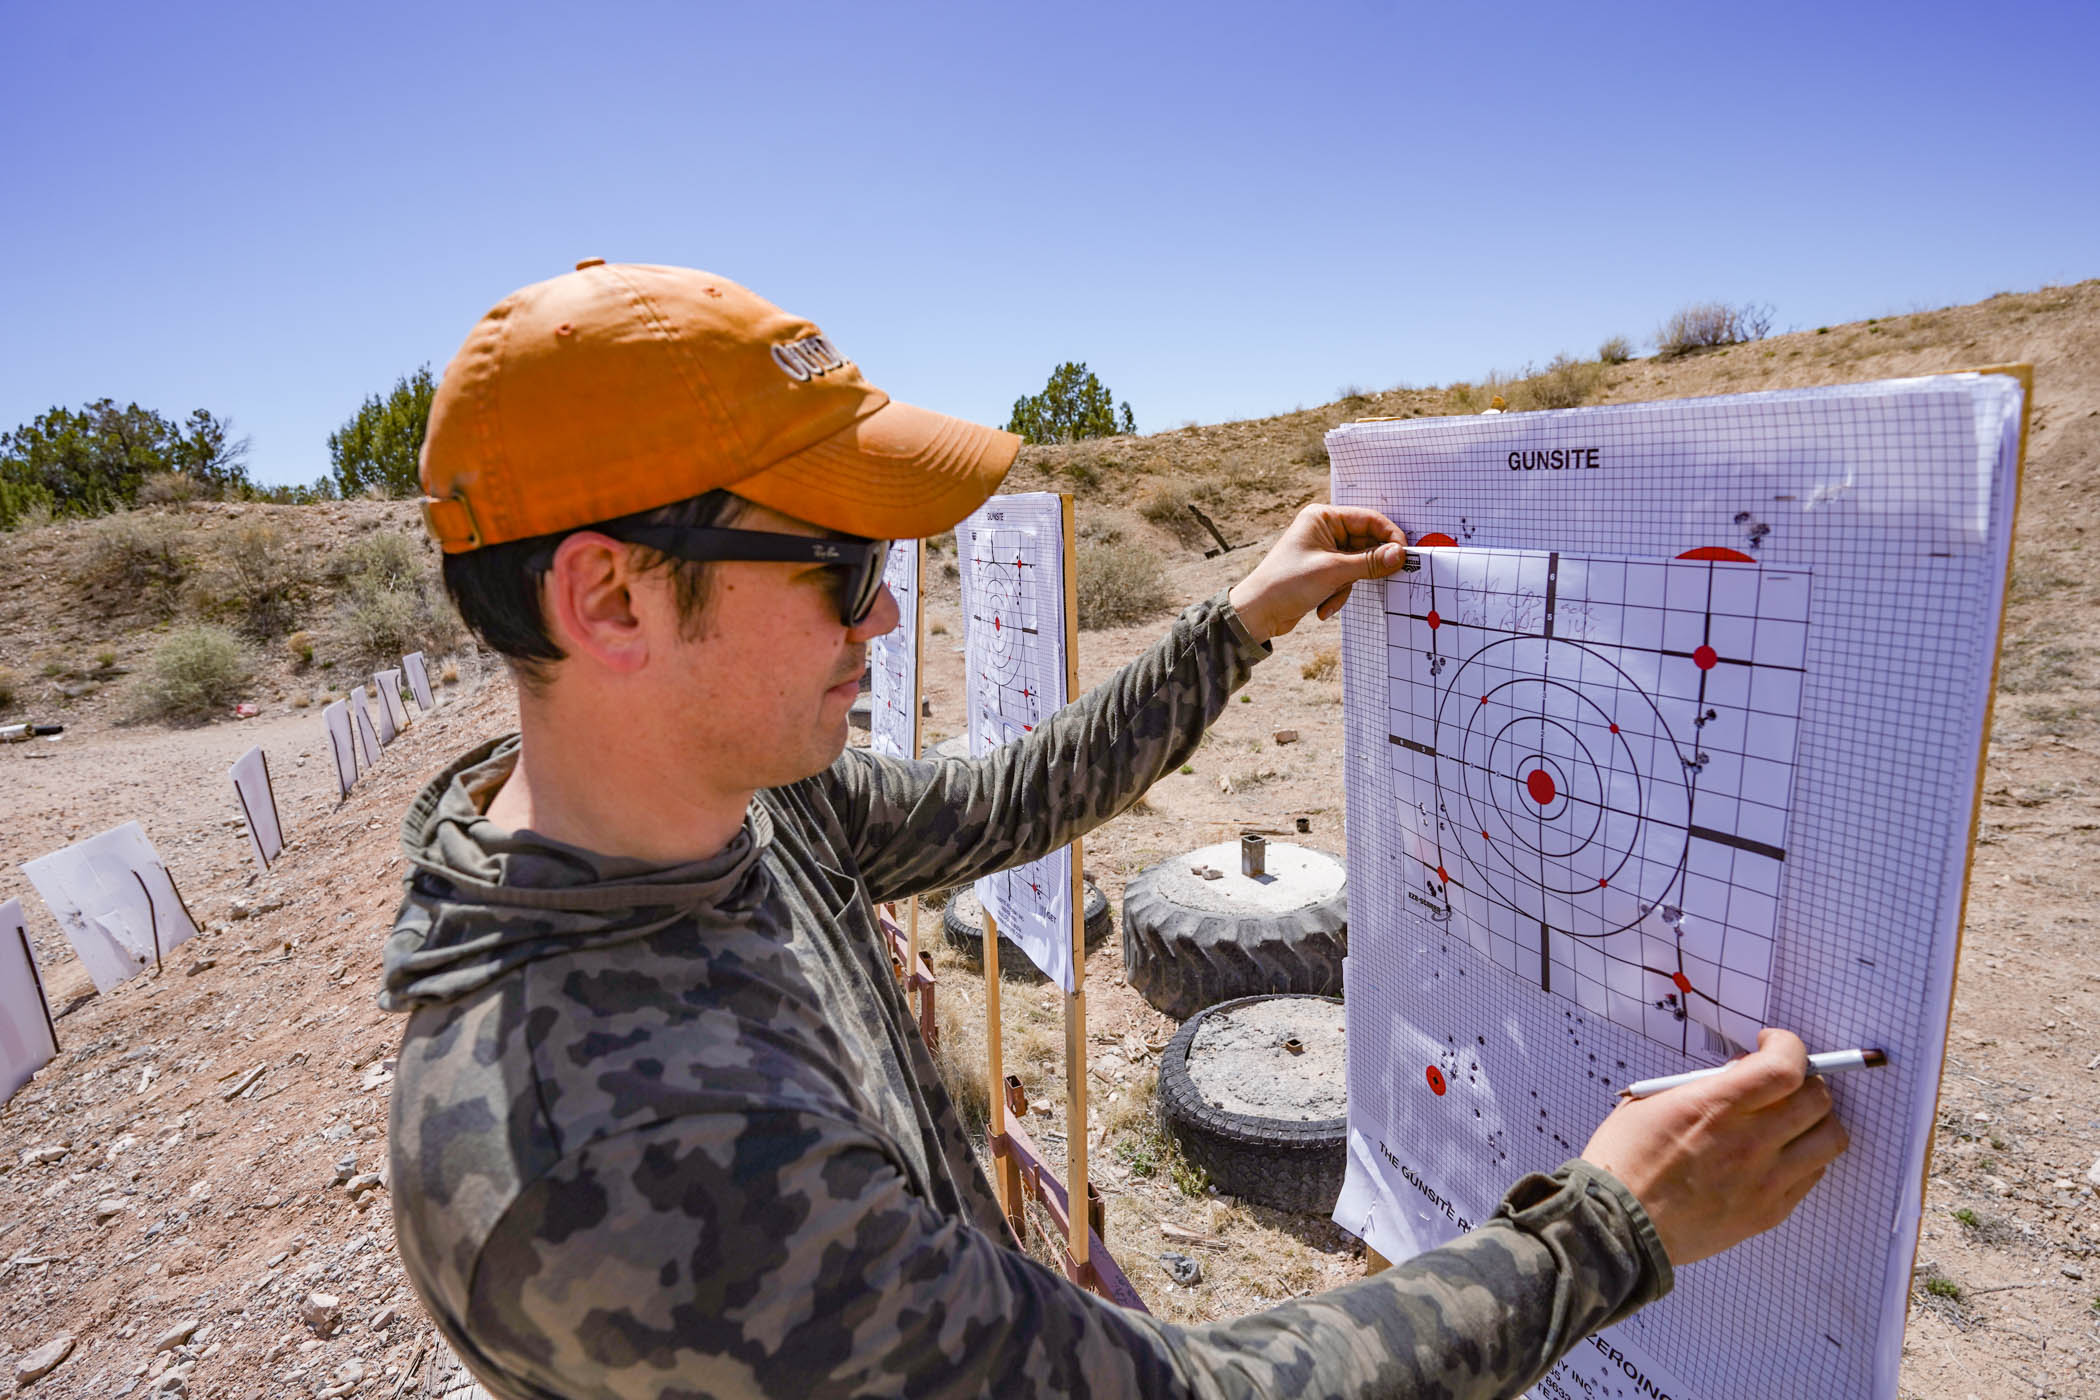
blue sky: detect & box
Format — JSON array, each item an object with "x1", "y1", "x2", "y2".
[{"x1": 2, "y1": 0, "x2": 2094, "y2": 487}]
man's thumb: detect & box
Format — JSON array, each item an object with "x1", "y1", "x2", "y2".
[{"x1": 1362, "y1": 543, "x2": 1407, "y2": 578}]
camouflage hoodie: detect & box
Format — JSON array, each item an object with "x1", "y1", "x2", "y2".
[{"x1": 382, "y1": 592, "x2": 1672, "y2": 1399}]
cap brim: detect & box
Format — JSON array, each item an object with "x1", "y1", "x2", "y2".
[{"x1": 729, "y1": 398, "x2": 1020, "y2": 540}]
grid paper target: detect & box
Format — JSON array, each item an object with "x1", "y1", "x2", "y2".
[
  {"x1": 866, "y1": 539, "x2": 920, "y2": 761},
  {"x1": 956, "y1": 494, "x2": 1075, "y2": 991},
  {"x1": 1327, "y1": 373, "x2": 2024, "y2": 1400},
  {"x1": 1386, "y1": 549, "x2": 1810, "y2": 1055}
]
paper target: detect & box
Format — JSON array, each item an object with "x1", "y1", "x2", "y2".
[
  {"x1": 867, "y1": 539, "x2": 920, "y2": 761},
  {"x1": 956, "y1": 493, "x2": 1074, "y2": 990},
  {"x1": 1388, "y1": 548, "x2": 1811, "y2": 1056}
]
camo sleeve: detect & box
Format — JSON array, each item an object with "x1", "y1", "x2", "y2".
[
  {"x1": 835, "y1": 590, "x2": 1271, "y2": 905},
  {"x1": 459, "y1": 1112, "x2": 1669, "y2": 1400}
]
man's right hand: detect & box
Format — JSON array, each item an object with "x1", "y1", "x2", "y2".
[{"x1": 1579, "y1": 1028, "x2": 1850, "y2": 1266}]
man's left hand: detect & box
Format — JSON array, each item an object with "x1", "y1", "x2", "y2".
[{"x1": 1226, "y1": 504, "x2": 1409, "y2": 643}]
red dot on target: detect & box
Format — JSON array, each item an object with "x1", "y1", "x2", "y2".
[
  {"x1": 1693, "y1": 645, "x2": 1718, "y2": 670},
  {"x1": 1609, "y1": 723, "x2": 1620, "y2": 734},
  {"x1": 1436, "y1": 865, "x2": 1449, "y2": 883},
  {"x1": 1426, "y1": 610, "x2": 1441, "y2": 630},
  {"x1": 1672, "y1": 971, "x2": 1694, "y2": 995},
  {"x1": 1525, "y1": 769, "x2": 1557, "y2": 805},
  {"x1": 1479, "y1": 695, "x2": 1489, "y2": 706},
  {"x1": 1426, "y1": 1065, "x2": 1447, "y2": 1095},
  {"x1": 1481, "y1": 830, "x2": 1492, "y2": 842},
  {"x1": 1598, "y1": 878, "x2": 1609, "y2": 888}
]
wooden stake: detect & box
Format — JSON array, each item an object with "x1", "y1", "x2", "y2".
[
  {"x1": 905, "y1": 540, "x2": 926, "y2": 1004},
  {"x1": 1059, "y1": 493, "x2": 1090, "y2": 1268},
  {"x1": 983, "y1": 909, "x2": 1025, "y2": 1236}
]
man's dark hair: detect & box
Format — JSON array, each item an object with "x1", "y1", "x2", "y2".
[{"x1": 441, "y1": 489, "x2": 741, "y2": 687}]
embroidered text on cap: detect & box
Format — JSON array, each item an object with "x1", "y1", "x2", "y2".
[{"x1": 771, "y1": 334, "x2": 848, "y2": 381}]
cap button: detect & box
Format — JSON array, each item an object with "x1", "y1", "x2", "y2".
[{"x1": 574, "y1": 257, "x2": 606, "y2": 270}]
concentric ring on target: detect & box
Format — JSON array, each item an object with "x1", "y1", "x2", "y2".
[
  {"x1": 1431, "y1": 636, "x2": 1690, "y2": 938},
  {"x1": 976, "y1": 559, "x2": 1024, "y2": 685}
]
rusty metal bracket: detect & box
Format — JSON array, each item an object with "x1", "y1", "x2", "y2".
[
  {"x1": 879, "y1": 916, "x2": 939, "y2": 1048},
  {"x1": 992, "y1": 1085, "x2": 1148, "y2": 1312}
]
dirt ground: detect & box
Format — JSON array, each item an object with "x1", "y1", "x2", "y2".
[{"x1": 2, "y1": 282, "x2": 2097, "y2": 1398}]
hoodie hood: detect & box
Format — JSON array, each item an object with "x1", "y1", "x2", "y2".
[{"x1": 380, "y1": 734, "x2": 775, "y2": 1010}]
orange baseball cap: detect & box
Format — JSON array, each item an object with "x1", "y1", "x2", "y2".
[{"x1": 418, "y1": 260, "x2": 1020, "y2": 552}]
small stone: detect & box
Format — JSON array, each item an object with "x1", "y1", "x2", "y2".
[
  {"x1": 151, "y1": 1320, "x2": 199, "y2": 1353},
  {"x1": 228, "y1": 901, "x2": 251, "y2": 921},
  {"x1": 265, "y1": 1250, "x2": 290, "y2": 1268},
  {"x1": 1159, "y1": 1251, "x2": 1202, "y2": 1286},
  {"x1": 333, "y1": 1359, "x2": 364, "y2": 1386},
  {"x1": 332, "y1": 1153, "x2": 358, "y2": 1185},
  {"x1": 2055, "y1": 1178, "x2": 2074, "y2": 1192},
  {"x1": 369, "y1": 1303, "x2": 398, "y2": 1332},
  {"x1": 184, "y1": 959, "x2": 216, "y2": 976},
  {"x1": 2064, "y1": 1265, "x2": 2086, "y2": 1280},
  {"x1": 301, "y1": 1291, "x2": 341, "y2": 1335},
  {"x1": 2086, "y1": 1153, "x2": 2100, "y2": 1188},
  {"x1": 1272, "y1": 729, "x2": 1299, "y2": 745},
  {"x1": 345, "y1": 1172, "x2": 384, "y2": 1198},
  {"x1": 22, "y1": 1146, "x2": 68, "y2": 1167},
  {"x1": 15, "y1": 1334, "x2": 76, "y2": 1385},
  {"x1": 94, "y1": 1197, "x2": 129, "y2": 1223},
  {"x1": 1982, "y1": 1174, "x2": 2013, "y2": 1197}
]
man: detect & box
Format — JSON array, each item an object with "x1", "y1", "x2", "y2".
[{"x1": 384, "y1": 260, "x2": 1847, "y2": 1399}]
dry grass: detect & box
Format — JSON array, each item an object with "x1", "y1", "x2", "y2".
[
  {"x1": 1138, "y1": 482, "x2": 1209, "y2": 548},
  {"x1": 1301, "y1": 645, "x2": 1339, "y2": 681},
  {"x1": 0, "y1": 666, "x2": 17, "y2": 711}
]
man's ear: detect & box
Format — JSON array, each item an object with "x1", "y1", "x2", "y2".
[{"x1": 544, "y1": 533, "x2": 652, "y2": 675}]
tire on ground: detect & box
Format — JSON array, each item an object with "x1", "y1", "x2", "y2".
[
  {"x1": 1157, "y1": 993, "x2": 1347, "y2": 1215},
  {"x1": 940, "y1": 879, "x2": 1110, "y2": 980},
  {"x1": 1122, "y1": 841, "x2": 1347, "y2": 1021}
]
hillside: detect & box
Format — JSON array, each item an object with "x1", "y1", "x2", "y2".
[{"x1": 0, "y1": 280, "x2": 2095, "y2": 1399}]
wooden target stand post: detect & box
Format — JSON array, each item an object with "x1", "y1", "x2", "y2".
[
  {"x1": 879, "y1": 539, "x2": 940, "y2": 1046},
  {"x1": 979, "y1": 496, "x2": 1145, "y2": 1310}
]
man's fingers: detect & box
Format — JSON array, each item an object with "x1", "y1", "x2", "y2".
[
  {"x1": 1315, "y1": 585, "x2": 1353, "y2": 621},
  {"x1": 1313, "y1": 505, "x2": 1407, "y2": 551},
  {"x1": 1778, "y1": 1106, "x2": 1849, "y2": 1173},
  {"x1": 1702, "y1": 1029, "x2": 1810, "y2": 1112},
  {"x1": 1758, "y1": 1075, "x2": 1834, "y2": 1142}
]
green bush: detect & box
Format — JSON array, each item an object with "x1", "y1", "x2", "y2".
[
  {"x1": 134, "y1": 625, "x2": 250, "y2": 722},
  {"x1": 1076, "y1": 541, "x2": 1172, "y2": 629},
  {"x1": 333, "y1": 531, "x2": 421, "y2": 589},
  {"x1": 136, "y1": 471, "x2": 204, "y2": 506},
  {"x1": 76, "y1": 512, "x2": 188, "y2": 616},
  {"x1": 1138, "y1": 482, "x2": 1207, "y2": 547},
  {"x1": 1597, "y1": 335, "x2": 1634, "y2": 364}
]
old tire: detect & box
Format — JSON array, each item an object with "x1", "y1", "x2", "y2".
[
  {"x1": 1158, "y1": 994, "x2": 1347, "y2": 1214},
  {"x1": 941, "y1": 879, "x2": 1110, "y2": 980},
  {"x1": 1122, "y1": 841, "x2": 1348, "y2": 1021}
]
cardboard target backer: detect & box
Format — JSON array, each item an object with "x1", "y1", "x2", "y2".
[
  {"x1": 402, "y1": 651, "x2": 434, "y2": 711},
  {"x1": 0, "y1": 899, "x2": 58, "y2": 1104},
  {"x1": 229, "y1": 745, "x2": 284, "y2": 868}
]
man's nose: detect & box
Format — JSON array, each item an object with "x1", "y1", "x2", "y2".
[{"x1": 849, "y1": 582, "x2": 901, "y2": 642}]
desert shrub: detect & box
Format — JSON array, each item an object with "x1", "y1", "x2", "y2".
[
  {"x1": 1138, "y1": 482, "x2": 1208, "y2": 547},
  {"x1": 1656, "y1": 302, "x2": 1773, "y2": 359},
  {"x1": 0, "y1": 666, "x2": 16, "y2": 710},
  {"x1": 1297, "y1": 423, "x2": 1332, "y2": 467},
  {"x1": 1511, "y1": 354, "x2": 1608, "y2": 411},
  {"x1": 1302, "y1": 645, "x2": 1339, "y2": 681},
  {"x1": 188, "y1": 519, "x2": 313, "y2": 639},
  {"x1": 1445, "y1": 370, "x2": 1519, "y2": 414},
  {"x1": 134, "y1": 625, "x2": 250, "y2": 722},
  {"x1": 285, "y1": 630, "x2": 317, "y2": 668},
  {"x1": 328, "y1": 529, "x2": 463, "y2": 667},
  {"x1": 1597, "y1": 335, "x2": 1634, "y2": 364},
  {"x1": 76, "y1": 512, "x2": 188, "y2": 616},
  {"x1": 136, "y1": 471, "x2": 204, "y2": 506},
  {"x1": 1076, "y1": 541, "x2": 1172, "y2": 629},
  {"x1": 332, "y1": 531, "x2": 421, "y2": 589}
]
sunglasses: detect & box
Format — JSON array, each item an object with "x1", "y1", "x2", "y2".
[{"x1": 604, "y1": 525, "x2": 893, "y2": 626}]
